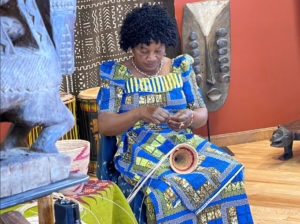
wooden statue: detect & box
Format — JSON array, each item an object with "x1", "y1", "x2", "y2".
[
  {"x1": 0, "y1": 0, "x2": 77, "y2": 197},
  {"x1": 0, "y1": 0, "x2": 75, "y2": 153}
]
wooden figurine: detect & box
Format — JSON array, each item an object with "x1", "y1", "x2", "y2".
[
  {"x1": 270, "y1": 120, "x2": 300, "y2": 160},
  {"x1": 0, "y1": 0, "x2": 76, "y2": 197}
]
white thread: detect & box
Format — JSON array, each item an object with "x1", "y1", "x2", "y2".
[
  {"x1": 127, "y1": 147, "x2": 175, "y2": 203},
  {"x1": 92, "y1": 195, "x2": 137, "y2": 224}
]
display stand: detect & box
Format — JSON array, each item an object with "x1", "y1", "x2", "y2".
[{"x1": 0, "y1": 173, "x2": 89, "y2": 224}]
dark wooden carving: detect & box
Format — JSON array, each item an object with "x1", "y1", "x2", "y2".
[{"x1": 270, "y1": 120, "x2": 300, "y2": 160}]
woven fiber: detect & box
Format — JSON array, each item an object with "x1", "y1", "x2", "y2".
[{"x1": 56, "y1": 139, "x2": 90, "y2": 195}]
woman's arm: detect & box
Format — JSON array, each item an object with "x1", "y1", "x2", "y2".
[
  {"x1": 190, "y1": 107, "x2": 208, "y2": 129},
  {"x1": 98, "y1": 106, "x2": 170, "y2": 136}
]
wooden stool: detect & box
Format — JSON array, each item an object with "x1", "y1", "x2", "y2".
[{"x1": 270, "y1": 119, "x2": 300, "y2": 160}]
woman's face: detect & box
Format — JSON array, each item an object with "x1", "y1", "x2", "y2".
[{"x1": 132, "y1": 41, "x2": 166, "y2": 74}]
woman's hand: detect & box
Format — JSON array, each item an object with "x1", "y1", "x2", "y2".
[
  {"x1": 167, "y1": 109, "x2": 193, "y2": 131},
  {"x1": 139, "y1": 106, "x2": 170, "y2": 125},
  {"x1": 98, "y1": 106, "x2": 170, "y2": 136}
]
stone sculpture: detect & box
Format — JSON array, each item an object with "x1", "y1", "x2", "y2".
[
  {"x1": 0, "y1": 0, "x2": 76, "y2": 197},
  {"x1": 182, "y1": 0, "x2": 231, "y2": 112}
]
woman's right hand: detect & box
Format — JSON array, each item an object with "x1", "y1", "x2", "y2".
[
  {"x1": 98, "y1": 106, "x2": 170, "y2": 136},
  {"x1": 139, "y1": 106, "x2": 170, "y2": 125}
]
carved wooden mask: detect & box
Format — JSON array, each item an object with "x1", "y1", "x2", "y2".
[{"x1": 182, "y1": 0, "x2": 231, "y2": 112}]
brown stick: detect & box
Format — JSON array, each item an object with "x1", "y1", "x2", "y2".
[{"x1": 38, "y1": 194, "x2": 55, "y2": 224}]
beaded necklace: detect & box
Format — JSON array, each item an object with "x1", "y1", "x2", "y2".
[{"x1": 131, "y1": 58, "x2": 163, "y2": 78}]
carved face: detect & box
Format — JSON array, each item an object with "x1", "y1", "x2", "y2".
[
  {"x1": 270, "y1": 126, "x2": 293, "y2": 147},
  {"x1": 182, "y1": 0, "x2": 230, "y2": 112}
]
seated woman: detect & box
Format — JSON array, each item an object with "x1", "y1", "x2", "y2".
[{"x1": 97, "y1": 3, "x2": 253, "y2": 224}]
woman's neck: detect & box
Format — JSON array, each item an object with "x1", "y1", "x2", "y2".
[
  {"x1": 121, "y1": 57, "x2": 172, "y2": 78},
  {"x1": 132, "y1": 58, "x2": 163, "y2": 78}
]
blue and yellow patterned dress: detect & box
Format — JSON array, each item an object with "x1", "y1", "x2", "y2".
[{"x1": 97, "y1": 54, "x2": 253, "y2": 223}]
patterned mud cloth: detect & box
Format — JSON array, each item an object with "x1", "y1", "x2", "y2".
[
  {"x1": 62, "y1": 0, "x2": 180, "y2": 95},
  {"x1": 97, "y1": 54, "x2": 253, "y2": 223}
]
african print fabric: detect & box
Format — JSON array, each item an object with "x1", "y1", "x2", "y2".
[{"x1": 97, "y1": 54, "x2": 253, "y2": 223}]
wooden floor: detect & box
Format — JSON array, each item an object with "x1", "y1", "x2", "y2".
[{"x1": 228, "y1": 140, "x2": 300, "y2": 224}]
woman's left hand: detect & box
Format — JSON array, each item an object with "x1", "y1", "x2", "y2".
[{"x1": 167, "y1": 109, "x2": 193, "y2": 132}]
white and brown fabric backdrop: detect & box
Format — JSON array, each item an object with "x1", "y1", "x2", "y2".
[{"x1": 61, "y1": 0, "x2": 180, "y2": 95}]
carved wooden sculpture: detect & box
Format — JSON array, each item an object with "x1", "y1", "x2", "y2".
[
  {"x1": 0, "y1": 0, "x2": 77, "y2": 198},
  {"x1": 182, "y1": 0, "x2": 230, "y2": 112},
  {"x1": 0, "y1": 0, "x2": 74, "y2": 153},
  {"x1": 36, "y1": 0, "x2": 77, "y2": 75},
  {"x1": 270, "y1": 120, "x2": 300, "y2": 160}
]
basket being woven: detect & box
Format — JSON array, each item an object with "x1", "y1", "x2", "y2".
[{"x1": 55, "y1": 139, "x2": 90, "y2": 195}]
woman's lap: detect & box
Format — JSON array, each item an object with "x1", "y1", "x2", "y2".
[{"x1": 116, "y1": 131, "x2": 253, "y2": 223}]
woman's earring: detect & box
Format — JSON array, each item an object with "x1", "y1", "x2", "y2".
[{"x1": 129, "y1": 49, "x2": 133, "y2": 57}]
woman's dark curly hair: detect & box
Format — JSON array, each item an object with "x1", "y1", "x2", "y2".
[{"x1": 119, "y1": 3, "x2": 178, "y2": 51}]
